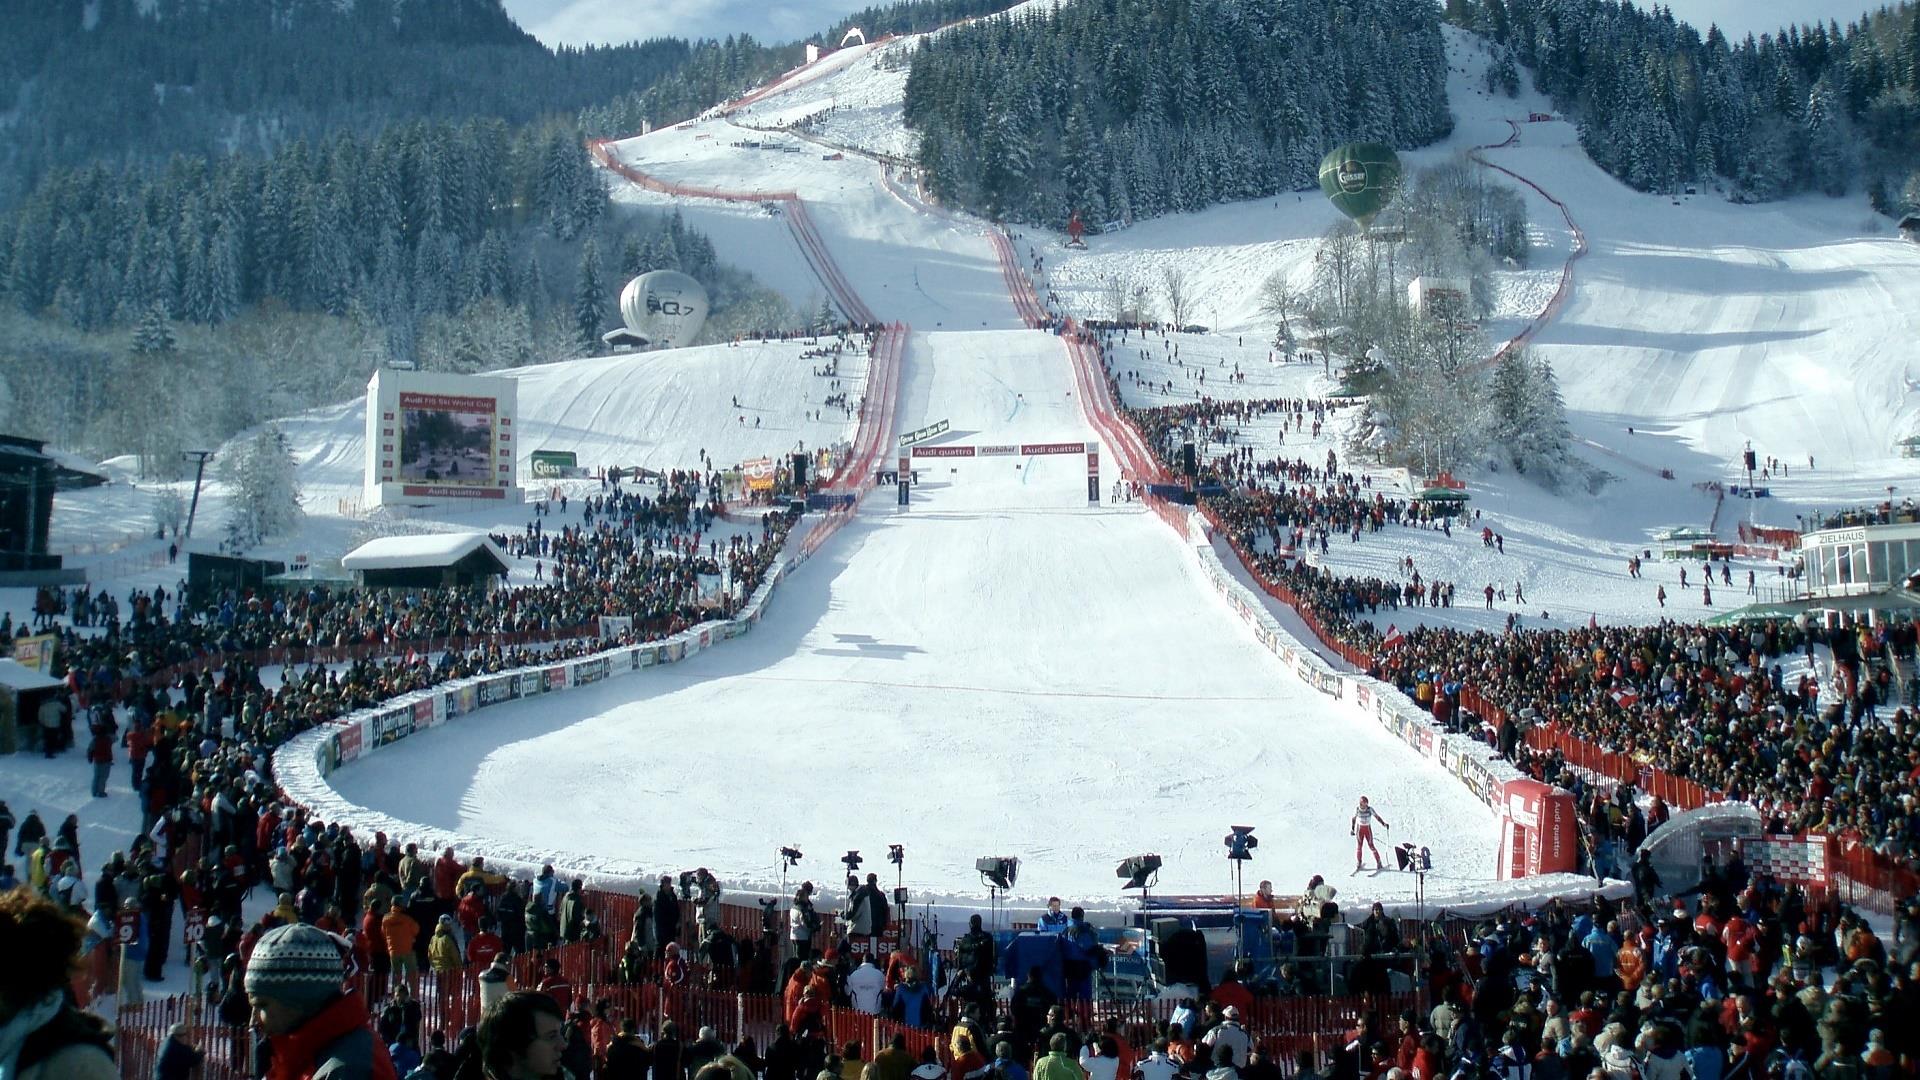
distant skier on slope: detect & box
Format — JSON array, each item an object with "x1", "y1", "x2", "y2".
[{"x1": 1352, "y1": 796, "x2": 1390, "y2": 872}]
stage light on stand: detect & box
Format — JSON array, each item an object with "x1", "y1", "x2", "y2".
[
  {"x1": 1223, "y1": 826, "x2": 1256, "y2": 913},
  {"x1": 1116, "y1": 854, "x2": 1162, "y2": 890},
  {"x1": 976, "y1": 856, "x2": 1019, "y2": 933},
  {"x1": 1223, "y1": 826, "x2": 1258, "y2": 861},
  {"x1": 975, "y1": 856, "x2": 1019, "y2": 890},
  {"x1": 1117, "y1": 853, "x2": 1164, "y2": 972},
  {"x1": 777, "y1": 846, "x2": 803, "y2": 966},
  {"x1": 889, "y1": 845, "x2": 909, "y2": 908}
]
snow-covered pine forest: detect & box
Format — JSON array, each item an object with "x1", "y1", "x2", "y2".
[
  {"x1": 1451, "y1": 0, "x2": 1920, "y2": 205},
  {"x1": 0, "y1": 122, "x2": 792, "y2": 472},
  {"x1": 901, "y1": 0, "x2": 1454, "y2": 228}
]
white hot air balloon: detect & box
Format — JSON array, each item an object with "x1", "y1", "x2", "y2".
[{"x1": 619, "y1": 270, "x2": 709, "y2": 348}]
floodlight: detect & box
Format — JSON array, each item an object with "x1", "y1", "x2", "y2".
[
  {"x1": 975, "y1": 856, "x2": 1020, "y2": 890},
  {"x1": 1224, "y1": 826, "x2": 1258, "y2": 861},
  {"x1": 1116, "y1": 854, "x2": 1163, "y2": 890}
]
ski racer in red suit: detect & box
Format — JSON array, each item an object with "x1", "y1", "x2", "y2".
[{"x1": 1351, "y1": 796, "x2": 1390, "y2": 872}]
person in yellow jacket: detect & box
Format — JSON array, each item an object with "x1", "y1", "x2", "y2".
[
  {"x1": 27, "y1": 838, "x2": 50, "y2": 894},
  {"x1": 1034, "y1": 1034, "x2": 1084, "y2": 1080},
  {"x1": 454, "y1": 856, "x2": 507, "y2": 899},
  {"x1": 428, "y1": 914, "x2": 463, "y2": 974}
]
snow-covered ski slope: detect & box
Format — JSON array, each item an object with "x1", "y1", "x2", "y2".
[
  {"x1": 326, "y1": 330, "x2": 1504, "y2": 904},
  {"x1": 30, "y1": 6, "x2": 1919, "y2": 915},
  {"x1": 603, "y1": 116, "x2": 1022, "y2": 331}
]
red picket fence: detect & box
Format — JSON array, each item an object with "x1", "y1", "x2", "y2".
[
  {"x1": 117, "y1": 993, "x2": 251, "y2": 1080},
  {"x1": 1826, "y1": 837, "x2": 1920, "y2": 915}
]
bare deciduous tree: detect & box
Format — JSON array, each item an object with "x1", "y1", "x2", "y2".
[
  {"x1": 1257, "y1": 271, "x2": 1297, "y2": 344},
  {"x1": 1161, "y1": 265, "x2": 1192, "y2": 327}
]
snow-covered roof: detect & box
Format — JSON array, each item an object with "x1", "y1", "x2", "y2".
[
  {"x1": 0, "y1": 659, "x2": 63, "y2": 692},
  {"x1": 340, "y1": 533, "x2": 508, "y2": 572}
]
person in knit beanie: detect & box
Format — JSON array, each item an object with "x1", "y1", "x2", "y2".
[{"x1": 244, "y1": 922, "x2": 398, "y2": 1080}]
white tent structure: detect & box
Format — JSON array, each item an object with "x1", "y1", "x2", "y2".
[
  {"x1": 340, "y1": 533, "x2": 511, "y2": 589},
  {"x1": 0, "y1": 658, "x2": 62, "y2": 692}
]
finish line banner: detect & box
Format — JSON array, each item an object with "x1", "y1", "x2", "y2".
[
  {"x1": 911, "y1": 442, "x2": 1094, "y2": 458},
  {"x1": 898, "y1": 419, "x2": 950, "y2": 447}
]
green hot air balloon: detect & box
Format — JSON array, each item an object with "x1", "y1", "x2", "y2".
[{"x1": 1317, "y1": 142, "x2": 1403, "y2": 228}]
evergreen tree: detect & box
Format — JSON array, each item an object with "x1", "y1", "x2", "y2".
[
  {"x1": 131, "y1": 302, "x2": 176, "y2": 356},
  {"x1": 207, "y1": 221, "x2": 241, "y2": 326},
  {"x1": 1521, "y1": 353, "x2": 1573, "y2": 479},
  {"x1": 220, "y1": 424, "x2": 303, "y2": 548},
  {"x1": 1805, "y1": 79, "x2": 1854, "y2": 197},
  {"x1": 619, "y1": 235, "x2": 647, "y2": 280},
  {"x1": 573, "y1": 238, "x2": 607, "y2": 355}
]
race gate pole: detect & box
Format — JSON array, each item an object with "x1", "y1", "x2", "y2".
[{"x1": 1086, "y1": 443, "x2": 1099, "y2": 503}]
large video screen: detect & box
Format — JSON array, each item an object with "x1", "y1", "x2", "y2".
[{"x1": 399, "y1": 392, "x2": 497, "y2": 487}]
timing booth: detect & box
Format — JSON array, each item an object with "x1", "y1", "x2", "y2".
[
  {"x1": 0, "y1": 657, "x2": 66, "y2": 755},
  {"x1": 186, "y1": 547, "x2": 286, "y2": 600}
]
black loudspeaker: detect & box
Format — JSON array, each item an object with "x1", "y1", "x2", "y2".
[
  {"x1": 1743, "y1": 449, "x2": 1757, "y2": 472},
  {"x1": 1182, "y1": 442, "x2": 1197, "y2": 476},
  {"x1": 793, "y1": 453, "x2": 809, "y2": 486}
]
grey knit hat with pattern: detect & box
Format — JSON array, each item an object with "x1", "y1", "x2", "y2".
[{"x1": 244, "y1": 923, "x2": 346, "y2": 1013}]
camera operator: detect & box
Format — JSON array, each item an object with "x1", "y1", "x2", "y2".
[
  {"x1": 846, "y1": 873, "x2": 890, "y2": 948},
  {"x1": 789, "y1": 882, "x2": 822, "y2": 962}
]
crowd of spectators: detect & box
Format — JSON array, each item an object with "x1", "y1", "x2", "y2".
[
  {"x1": 0, "y1": 465, "x2": 800, "y2": 985},
  {"x1": 1108, "y1": 355, "x2": 1920, "y2": 876}
]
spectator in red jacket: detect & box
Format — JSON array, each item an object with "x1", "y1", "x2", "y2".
[
  {"x1": 433, "y1": 847, "x2": 463, "y2": 901},
  {"x1": 86, "y1": 728, "x2": 114, "y2": 798},
  {"x1": 121, "y1": 721, "x2": 152, "y2": 792},
  {"x1": 467, "y1": 919, "x2": 505, "y2": 969},
  {"x1": 537, "y1": 957, "x2": 573, "y2": 1012}
]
